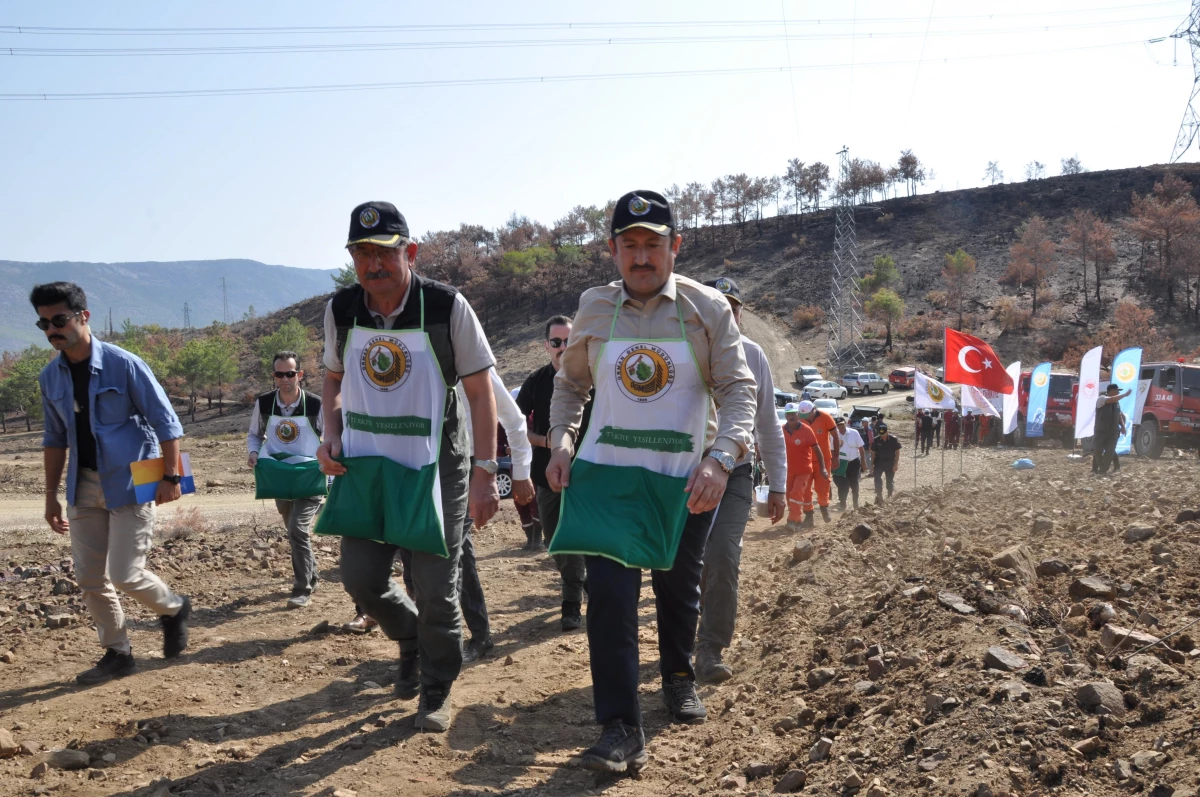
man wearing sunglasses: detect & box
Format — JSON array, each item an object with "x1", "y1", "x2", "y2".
[
  {"x1": 247, "y1": 351, "x2": 324, "y2": 609},
  {"x1": 31, "y1": 281, "x2": 191, "y2": 685},
  {"x1": 515, "y1": 314, "x2": 590, "y2": 631}
]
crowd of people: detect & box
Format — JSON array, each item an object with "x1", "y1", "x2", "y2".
[
  {"x1": 31, "y1": 191, "x2": 923, "y2": 775},
  {"x1": 913, "y1": 408, "x2": 995, "y2": 451}
]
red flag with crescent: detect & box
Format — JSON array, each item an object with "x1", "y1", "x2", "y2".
[{"x1": 944, "y1": 328, "x2": 1015, "y2": 394}]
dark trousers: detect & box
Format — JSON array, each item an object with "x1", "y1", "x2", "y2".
[
  {"x1": 340, "y1": 464, "x2": 468, "y2": 687},
  {"x1": 537, "y1": 486, "x2": 587, "y2": 603},
  {"x1": 920, "y1": 431, "x2": 933, "y2": 454},
  {"x1": 1093, "y1": 428, "x2": 1120, "y2": 474},
  {"x1": 873, "y1": 467, "x2": 895, "y2": 498},
  {"x1": 586, "y1": 505, "x2": 715, "y2": 727},
  {"x1": 833, "y1": 459, "x2": 861, "y2": 507},
  {"x1": 457, "y1": 515, "x2": 489, "y2": 640}
]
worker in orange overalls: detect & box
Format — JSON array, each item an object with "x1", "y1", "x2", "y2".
[
  {"x1": 797, "y1": 400, "x2": 840, "y2": 523},
  {"x1": 782, "y1": 403, "x2": 828, "y2": 532}
]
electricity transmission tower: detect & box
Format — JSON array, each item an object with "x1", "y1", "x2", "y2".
[
  {"x1": 183, "y1": 302, "x2": 191, "y2": 328},
  {"x1": 1171, "y1": 0, "x2": 1200, "y2": 162},
  {"x1": 827, "y1": 147, "x2": 866, "y2": 374},
  {"x1": 220, "y1": 278, "x2": 229, "y2": 323}
]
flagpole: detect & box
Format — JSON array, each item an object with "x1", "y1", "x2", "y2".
[{"x1": 941, "y1": 435, "x2": 945, "y2": 487}]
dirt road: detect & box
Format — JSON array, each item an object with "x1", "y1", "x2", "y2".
[{"x1": 2, "y1": 428, "x2": 1197, "y2": 796}]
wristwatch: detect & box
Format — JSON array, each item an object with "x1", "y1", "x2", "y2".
[
  {"x1": 472, "y1": 458, "x2": 499, "y2": 475},
  {"x1": 161, "y1": 474, "x2": 182, "y2": 485},
  {"x1": 706, "y1": 450, "x2": 736, "y2": 474}
]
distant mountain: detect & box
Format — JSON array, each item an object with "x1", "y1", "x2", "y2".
[{"x1": 0, "y1": 259, "x2": 337, "y2": 353}]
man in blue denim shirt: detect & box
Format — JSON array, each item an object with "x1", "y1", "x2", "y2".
[{"x1": 34, "y1": 282, "x2": 192, "y2": 685}]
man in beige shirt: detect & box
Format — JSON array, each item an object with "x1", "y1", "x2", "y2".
[{"x1": 545, "y1": 189, "x2": 756, "y2": 774}]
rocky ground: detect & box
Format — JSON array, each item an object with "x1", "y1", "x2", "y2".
[{"x1": 1, "y1": 427, "x2": 1198, "y2": 797}]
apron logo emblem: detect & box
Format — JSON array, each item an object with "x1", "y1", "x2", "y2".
[
  {"x1": 927, "y1": 382, "x2": 945, "y2": 402},
  {"x1": 359, "y1": 207, "x2": 381, "y2": 229},
  {"x1": 1033, "y1": 371, "x2": 1049, "y2": 388},
  {"x1": 275, "y1": 419, "x2": 300, "y2": 444},
  {"x1": 1115, "y1": 362, "x2": 1136, "y2": 383},
  {"x1": 616, "y1": 344, "x2": 674, "y2": 403},
  {"x1": 362, "y1": 337, "x2": 411, "y2": 392}
]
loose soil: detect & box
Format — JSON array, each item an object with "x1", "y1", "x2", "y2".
[{"x1": 2, "y1": 418, "x2": 1198, "y2": 797}]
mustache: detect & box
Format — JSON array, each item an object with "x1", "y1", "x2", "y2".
[
  {"x1": 364, "y1": 270, "x2": 391, "y2": 280},
  {"x1": 48, "y1": 335, "x2": 66, "y2": 341}
]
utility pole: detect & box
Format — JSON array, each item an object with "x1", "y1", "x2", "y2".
[
  {"x1": 220, "y1": 277, "x2": 229, "y2": 324},
  {"x1": 106, "y1": 308, "x2": 113, "y2": 338},
  {"x1": 183, "y1": 302, "x2": 191, "y2": 328},
  {"x1": 1171, "y1": 0, "x2": 1200, "y2": 162},
  {"x1": 827, "y1": 146, "x2": 866, "y2": 375}
]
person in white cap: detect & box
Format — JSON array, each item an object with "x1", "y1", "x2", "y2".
[{"x1": 782, "y1": 402, "x2": 827, "y2": 531}]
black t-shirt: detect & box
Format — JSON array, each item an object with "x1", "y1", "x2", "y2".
[
  {"x1": 517, "y1": 362, "x2": 592, "y2": 489},
  {"x1": 920, "y1": 415, "x2": 933, "y2": 433},
  {"x1": 68, "y1": 357, "x2": 98, "y2": 471},
  {"x1": 872, "y1": 434, "x2": 902, "y2": 469}
]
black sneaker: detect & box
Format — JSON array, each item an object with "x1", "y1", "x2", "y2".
[
  {"x1": 463, "y1": 636, "x2": 494, "y2": 663},
  {"x1": 395, "y1": 650, "x2": 419, "y2": 700},
  {"x1": 161, "y1": 595, "x2": 191, "y2": 659},
  {"x1": 76, "y1": 648, "x2": 136, "y2": 685},
  {"x1": 414, "y1": 683, "x2": 453, "y2": 732},
  {"x1": 662, "y1": 674, "x2": 707, "y2": 724},
  {"x1": 561, "y1": 600, "x2": 583, "y2": 632},
  {"x1": 581, "y1": 720, "x2": 648, "y2": 774},
  {"x1": 286, "y1": 589, "x2": 312, "y2": 609}
]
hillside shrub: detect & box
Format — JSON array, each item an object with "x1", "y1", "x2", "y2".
[
  {"x1": 994, "y1": 296, "x2": 1034, "y2": 331},
  {"x1": 898, "y1": 313, "x2": 939, "y2": 340},
  {"x1": 925, "y1": 290, "x2": 949, "y2": 309},
  {"x1": 922, "y1": 340, "x2": 944, "y2": 365},
  {"x1": 791, "y1": 305, "x2": 826, "y2": 329}
]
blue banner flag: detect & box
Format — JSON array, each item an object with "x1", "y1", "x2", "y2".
[
  {"x1": 1025, "y1": 362, "x2": 1052, "y2": 438},
  {"x1": 1111, "y1": 347, "x2": 1143, "y2": 455}
]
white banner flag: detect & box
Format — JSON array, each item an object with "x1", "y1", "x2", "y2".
[
  {"x1": 1074, "y1": 345, "x2": 1103, "y2": 439},
  {"x1": 962, "y1": 384, "x2": 1001, "y2": 417},
  {"x1": 1002, "y1": 361, "x2": 1022, "y2": 434},
  {"x1": 915, "y1": 371, "x2": 957, "y2": 410}
]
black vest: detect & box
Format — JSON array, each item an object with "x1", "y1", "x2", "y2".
[
  {"x1": 1095, "y1": 398, "x2": 1121, "y2": 435},
  {"x1": 329, "y1": 275, "x2": 467, "y2": 468},
  {"x1": 256, "y1": 390, "x2": 321, "y2": 420}
]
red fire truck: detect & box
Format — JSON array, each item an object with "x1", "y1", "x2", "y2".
[
  {"x1": 1010, "y1": 370, "x2": 1079, "y2": 447},
  {"x1": 1131, "y1": 360, "x2": 1200, "y2": 458}
]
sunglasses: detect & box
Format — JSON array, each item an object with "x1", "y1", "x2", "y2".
[
  {"x1": 273, "y1": 370, "x2": 299, "y2": 379},
  {"x1": 35, "y1": 312, "x2": 83, "y2": 331},
  {"x1": 547, "y1": 337, "x2": 568, "y2": 349},
  {"x1": 349, "y1": 244, "x2": 402, "y2": 261}
]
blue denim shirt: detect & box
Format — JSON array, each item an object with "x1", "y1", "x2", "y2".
[{"x1": 40, "y1": 340, "x2": 184, "y2": 509}]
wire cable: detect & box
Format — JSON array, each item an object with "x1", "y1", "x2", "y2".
[
  {"x1": 0, "y1": 37, "x2": 1156, "y2": 102},
  {"x1": 904, "y1": 0, "x2": 937, "y2": 134},
  {"x1": 0, "y1": 3, "x2": 1182, "y2": 36}
]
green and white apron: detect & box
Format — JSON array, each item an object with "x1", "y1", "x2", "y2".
[
  {"x1": 253, "y1": 391, "x2": 327, "y2": 500},
  {"x1": 313, "y1": 291, "x2": 450, "y2": 557},
  {"x1": 548, "y1": 304, "x2": 711, "y2": 569}
]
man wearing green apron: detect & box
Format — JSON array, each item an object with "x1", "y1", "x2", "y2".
[
  {"x1": 246, "y1": 351, "x2": 324, "y2": 609},
  {"x1": 315, "y1": 201, "x2": 500, "y2": 733},
  {"x1": 546, "y1": 191, "x2": 757, "y2": 774}
]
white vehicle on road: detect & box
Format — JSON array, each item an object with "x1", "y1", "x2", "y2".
[
  {"x1": 813, "y1": 398, "x2": 840, "y2": 416},
  {"x1": 804, "y1": 380, "x2": 849, "y2": 400}
]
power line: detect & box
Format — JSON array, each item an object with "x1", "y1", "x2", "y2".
[
  {"x1": 0, "y1": 17, "x2": 1175, "y2": 57},
  {"x1": 780, "y1": 0, "x2": 801, "y2": 150},
  {"x1": 0, "y1": 36, "x2": 1158, "y2": 102},
  {"x1": 0, "y1": 4, "x2": 1179, "y2": 36},
  {"x1": 904, "y1": 0, "x2": 937, "y2": 135}
]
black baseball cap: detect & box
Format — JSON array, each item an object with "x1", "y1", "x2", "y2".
[
  {"x1": 703, "y1": 276, "x2": 742, "y2": 305},
  {"x1": 611, "y1": 190, "x2": 674, "y2": 237},
  {"x1": 878, "y1": 423, "x2": 889, "y2": 432},
  {"x1": 346, "y1": 201, "x2": 410, "y2": 248},
  {"x1": 1106, "y1": 383, "x2": 1119, "y2": 393}
]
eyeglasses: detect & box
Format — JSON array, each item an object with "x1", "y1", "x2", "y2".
[
  {"x1": 273, "y1": 370, "x2": 299, "y2": 379},
  {"x1": 35, "y1": 312, "x2": 83, "y2": 331},
  {"x1": 547, "y1": 337, "x2": 568, "y2": 349},
  {"x1": 349, "y1": 244, "x2": 402, "y2": 261}
]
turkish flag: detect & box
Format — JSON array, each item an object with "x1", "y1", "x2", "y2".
[{"x1": 944, "y1": 328, "x2": 1015, "y2": 394}]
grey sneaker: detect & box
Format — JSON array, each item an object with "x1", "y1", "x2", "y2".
[
  {"x1": 286, "y1": 590, "x2": 312, "y2": 609},
  {"x1": 415, "y1": 684, "x2": 453, "y2": 732},
  {"x1": 694, "y1": 646, "x2": 733, "y2": 685}
]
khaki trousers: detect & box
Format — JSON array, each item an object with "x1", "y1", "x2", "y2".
[{"x1": 68, "y1": 469, "x2": 182, "y2": 653}]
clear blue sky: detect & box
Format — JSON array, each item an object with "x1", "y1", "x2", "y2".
[{"x1": 0, "y1": 1, "x2": 1191, "y2": 269}]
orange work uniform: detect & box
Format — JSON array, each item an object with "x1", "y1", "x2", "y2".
[
  {"x1": 807, "y1": 411, "x2": 837, "y2": 508},
  {"x1": 783, "y1": 420, "x2": 818, "y2": 522}
]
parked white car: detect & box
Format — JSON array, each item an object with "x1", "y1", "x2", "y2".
[
  {"x1": 804, "y1": 380, "x2": 848, "y2": 400},
  {"x1": 813, "y1": 398, "x2": 840, "y2": 415},
  {"x1": 842, "y1": 372, "x2": 891, "y2": 395},
  {"x1": 794, "y1": 365, "x2": 822, "y2": 386}
]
